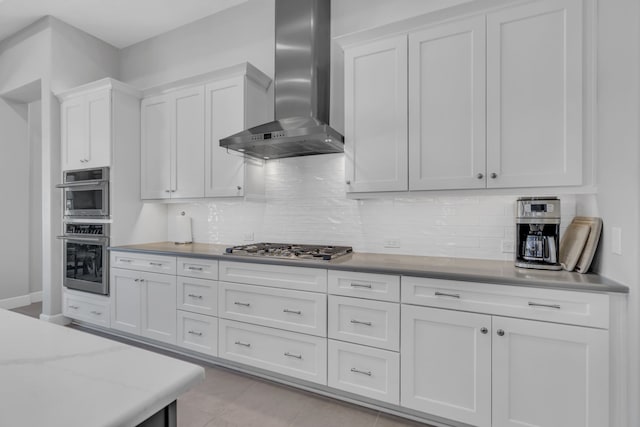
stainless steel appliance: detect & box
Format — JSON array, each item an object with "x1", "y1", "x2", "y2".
[
  {"x1": 515, "y1": 197, "x2": 561, "y2": 270},
  {"x1": 220, "y1": 0, "x2": 344, "y2": 159},
  {"x1": 57, "y1": 167, "x2": 109, "y2": 218},
  {"x1": 225, "y1": 243, "x2": 353, "y2": 261},
  {"x1": 59, "y1": 222, "x2": 110, "y2": 295}
]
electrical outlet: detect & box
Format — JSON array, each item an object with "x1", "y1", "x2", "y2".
[
  {"x1": 383, "y1": 239, "x2": 401, "y2": 248},
  {"x1": 501, "y1": 239, "x2": 514, "y2": 253},
  {"x1": 612, "y1": 227, "x2": 622, "y2": 255},
  {"x1": 243, "y1": 232, "x2": 255, "y2": 242}
]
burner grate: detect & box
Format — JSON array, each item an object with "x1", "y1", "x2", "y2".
[{"x1": 225, "y1": 243, "x2": 353, "y2": 261}]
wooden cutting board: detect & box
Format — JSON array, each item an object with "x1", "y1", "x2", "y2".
[
  {"x1": 559, "y1": 222, "x2": 591, "y2": 272},
  {"x1": 572, "y1": 217, "x2": 603, "y2": 273}
]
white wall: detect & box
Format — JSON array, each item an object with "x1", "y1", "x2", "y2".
[{"x1": 28, "y1": 100, "x2": 42, "y2": 294}]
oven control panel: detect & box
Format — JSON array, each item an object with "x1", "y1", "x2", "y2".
[{"x1": 64, "y1": 223, "x2": 109, "y2": 237}]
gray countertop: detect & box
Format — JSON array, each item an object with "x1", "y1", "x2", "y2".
[{"x1": 110, "y1": 242, "x2": 628, "y2": 294}]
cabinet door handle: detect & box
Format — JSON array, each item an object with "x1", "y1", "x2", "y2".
[
  {"x1": 188, "y1": 330, "x2": 203, "y2": 336},
  {"x1": 350, "y1": 319, "x2": 372, "y2": 326},
  {"x1": 149, "y1": 262, "x2": 163, "y2": 266},
  {"x1": 187, "y1": 266, "x2": 203, "y2": 271},
  {"x1": 234, "y1": 302, "x2": 251, "y2": 307},
  {"x1": 283, "y1": 308, "x2": 302, "y2": 315},
  {"x1": 480, "y1": 327, "x2": 488, "y2": 334},
  {"x1": 528, "y1": 302, "x2": 561, "y2": 309},
  {"x1": 165, "y1": 190, "x2": 171, "y2": 193},
  {"x1": 490, "y1": 172, "x2": 498, "y2": 179},
  {"x1": 434, "y1": 291, "x2": 460, "y2": 299},
  {"x1": 476, "y1": 173, "x2": 484, "y2": 179},
  {"x1": 284, "y1": 352, "x2": 302, "y2": 359},
  {"x1": 497, "y1": 329, "x2": 505, "y2": 336},
  {"x1": 350, "y1": 368, "x2": 372, "y2": 376},
  {"x1": 234, "y1": 341, "x2": 251, "y2": 347},
  {"x1": 237, "y1": 186, "x2": 242, "y2": 190},
  {"x1": 350, "y1": 283, "x2": 372, "y2": 289},
  {"x1": 187, "y1": 294, "x2": 203, "y2": 299},
  {"x1": 346, "y1": 180, "x2": 351, "y2": 185}
]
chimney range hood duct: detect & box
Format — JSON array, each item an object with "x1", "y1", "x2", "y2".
[{"x1": 219, "y1": 0, "x2": 344, "y2": 160}]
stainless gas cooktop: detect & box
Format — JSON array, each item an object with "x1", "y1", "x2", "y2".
[{"x1": 224, "y1": 243, "x2": 353, "y2": 261}]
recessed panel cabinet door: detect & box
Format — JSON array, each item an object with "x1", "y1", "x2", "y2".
[
  {"x1": 486, "y1": 0, "x2": 582, "y2": 188},
  {"x1": 344, "y1": 35, "x2": 408, "y2": 193},
  {"x1": 172, "y1": 86, "x2": 205, "y2": 199},
  {"x1": 141, "y1": 271, "x2": 177, "y2": 345},
  {"x1": 141, "y1": 95, "x2": 172, "y2": 199},
  {"x1": 61, "y1": 97, "x2": 86, "y2": 170},
  {"x1": 401, "y1": 305, "x2": 492, "y2": 427},
  {"x1": 409, "y1": 16, "x2": 486, "y2": 190},
  {"x1": 85, "y1": 89, "x2": 111, "y2": 168},
  {"x1": 110, "y1": 268, "x2": 141, "y2": 335},
  {"x1": 492, "y1": 316, "x2": 609, "y2": 427}
]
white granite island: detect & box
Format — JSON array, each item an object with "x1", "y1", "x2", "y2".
[{"x1": 0, "y1": 309, "x2": 204, "y2": 427}]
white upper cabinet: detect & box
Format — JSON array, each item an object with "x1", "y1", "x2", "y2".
[
  {"x1": 409, "y1": 16, "x2": 487, "y2": 190},
  {"x1": 486, "y1": 0, "x2": 583, "y2": 188},
  {"x1": 141, "y1": 86, "x2": 204, "y2": 200},
  {"x1": 344, "y1": 35, "x2": 408, "y2": 193},
  {"x1": 61, "y1": 87, "x2": 111, "y2": 170}
]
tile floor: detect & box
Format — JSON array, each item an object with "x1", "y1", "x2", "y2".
[{"x1": 10, "y1": 303, "x2": 434, "y2": 427}]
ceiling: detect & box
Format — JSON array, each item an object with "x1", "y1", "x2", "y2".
[{"x1": 0, "y1": 0, "x2": 248, "y2": 48}]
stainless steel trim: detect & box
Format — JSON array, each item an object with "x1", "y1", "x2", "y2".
[
  {"x1": 57, "y1": 236, "x2": 109, "y2": 244},
  {"x1": 528, "y1": 302, "x2": 561, "y2": 309},
  {"x1": 435, "y1": 291, "x2": 461, "y2": 299},
  {"x1": 350, "y1": 319, "x2": 372, "y2": 326},
  {"x1": 56, "y1": 179, "x2": 108, "y2": 188},
  {"x1": 350, "y1": 368, "x2": 372, "y2": 376}
]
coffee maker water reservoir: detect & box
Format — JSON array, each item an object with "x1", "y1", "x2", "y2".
[{"x1": 515, "y1": 197, "x2": 561, "y2": 270}]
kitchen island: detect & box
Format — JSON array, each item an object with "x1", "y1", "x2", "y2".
[{"x1": 0, "y1": 309, "x2": 204, "y2": 427}]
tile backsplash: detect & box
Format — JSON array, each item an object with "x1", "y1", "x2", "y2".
[{"x1": 167, "y1": 154, "x2": 577, "y2": 261}]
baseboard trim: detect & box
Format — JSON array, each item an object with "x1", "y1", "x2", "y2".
[
  {"x1": 40, "y1": 313, "x2": 72, "y2": 325},
  {"x1": 0, "y1": 291, "x2": 44, "y2": 309}
]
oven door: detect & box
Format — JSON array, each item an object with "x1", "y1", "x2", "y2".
[
  {"x1": 61, "y1": 236, "x2": 109, "y2": 295},
  {"x1": 61, "y1": 181, "x2": 109, "y2": 217}
]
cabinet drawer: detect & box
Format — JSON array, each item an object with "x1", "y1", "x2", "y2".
[
  {"x1": 177, "y1": 257, "x2": 218, "y2": 280},
  {"x1": 177, "y1": 311, "x2": 218, "y2": 356},
  {"x1": 219, "y1": 319, "x2": 327, "y2": 385},
  {"x1": 402, "y1": 276, "x2": 610, "y2": 329},
  {"x1": 177, "y1": 276, "x2": 217, "y2": 316},
  {"x1": 328, "y1": 340, "x2": 399, "y2": 405},
  {"x1": 328, "y1": 270, "x2": 400, "y2": 302},
  {"x1": 63, "y1": 292, "x2": 110, "y2": 327},
  {"x1": 111, "y1": 251, "x2": 176, "y2": 275},
  {"x1": 328, "y1": 295, "x2": 400, "y2": 351},
  {"x1": 219, "y1": 282, "x2": 327, "y2": 337},
  {"x1": 219, "y1": 261, "x2": 327, "y2": 292}
]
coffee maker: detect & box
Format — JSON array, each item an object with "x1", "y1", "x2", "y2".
[{"x1": 515, "y1": 197, "x2": 561, "y2": 270}]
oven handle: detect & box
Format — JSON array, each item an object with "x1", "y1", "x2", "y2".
[
  {"x1": 56, "y1": 179, "x2": 108, "y2": 188},
  {"x1": 57, "y1": 236, "x2": 109, "y2": 244}
]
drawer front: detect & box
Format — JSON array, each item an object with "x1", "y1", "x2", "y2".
[
  {"x1": 219, "y1": 319, "x2": 327, "y2": 384},
  {"x1": 111, "y1": 251, "x2": 176, "y2": 275},
  {"x1": 219, "y1": 282, "x2": 327, "y2": 337},
  {"x1": 328, "y1": 340, "x2": 399, "y2": 405},
  {"x1": 219, "y1": 261, "x2": 327, "y2": 292},
  {"x1": 328, "y1": 295, "x2": 400, "y2": 351},
  {"x1": 177, "y1": 311, "x2": 218, "y2": 356},
  {"x1": 177, "y1": 276, "x2": 218, "y2": 316},
  {"x1": 402, "y1": 276, "x2": 610, "y2": 329},
  {"x1": 177, "y1": 257, "x2": 218, "y2": 280},
  {"x1": 328, "y1": 270, "x2": 400, "y2": 302},
  {"x1": 63, "y1": 293, "x2": 110, "y2": 327}
]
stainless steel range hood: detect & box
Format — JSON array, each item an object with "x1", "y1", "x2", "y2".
[{"x1": 219, "y1": 0, "x2": 344, "y2": 160}]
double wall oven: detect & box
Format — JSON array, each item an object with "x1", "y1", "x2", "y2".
[{"x1": 57, "y1": 167, "x2": 110, "y2": 295}]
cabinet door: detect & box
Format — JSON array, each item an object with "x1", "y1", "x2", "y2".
[
  {"x1": 401, "y1": 305, "x2": 491, "y2": 427},
  {"x1": 61, "y1": 96, "x2": 86, "y2": 170},
  {"x1": 344, "y1": 35, "x2": 408, "y2": 192},
  {"x1": 141, "y1": 94, "x2": 172, "y2": 199},
  {"x1": 409, "y1": 16, "x2": 486, "y2": 190},
  {"x1": 486, "y1": 0, "x2": 582, "y2": 188},
  {"x1": 173, "y1": 86, "x2": 205, "y2": 199},
  {"x1": 204, "y1": 77, "x2": 246, "y2": 197},
  {"x1": 110, "y1": 268, "x2": 141, "y2": 335},
  {"x1": 141, "y1": 271, "x2": 177, "y2": 344},
  {"x1": 85, "y1": 89, "x2": 111, "y2": 168},
  {"x1": 492, "y1": 317, "x2": 609, "y2": 427}
]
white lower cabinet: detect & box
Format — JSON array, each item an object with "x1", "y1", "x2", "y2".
[
  {"x1": 328, "y1": 340, "x2": 399, "y2": 405},
  {"x1": 402, "y1": 304, "x2": 609, "y2": 427},
  {"x1": 218, "y1": 319, "x2": 327, "y2": 385},
  {"x1": 177, "y1": 276, "x2": 218, "y2": 317},
  {"x1": 177, "y1": 310, "x2": 218, "y2": 356},
  {"x1": 63, "y1": 290, "x2": 110, "y2": 327}
]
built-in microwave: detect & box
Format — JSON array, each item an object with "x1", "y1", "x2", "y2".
[{"x1": 57, "y1": 167, "x2": 109, "y2": 218}]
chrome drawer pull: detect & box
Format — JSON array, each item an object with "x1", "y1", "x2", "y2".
[
  {"x1": 350, "y1": 368, "x2": 372, "y2": 376},
  {"x1": 149, "y1": 262, "x2": 163, "y2": 267},
  {"x1": 350, "y1": 319, "x2": 372, "y2": 326},
  {"x1": 90, "y1": 311, "x2": 102, "y2": 315},
  {"x1": 188, "y1": 330, "x2": 203, "y2": 336},
  {"x1": 68, "y1": 305, "x2": 79, "y2": 310},
  {"x1": 528, "y1": 302, "x2": 561, "y2": 309},
  {"x1": 188, "y1": 266, "x2": 203, "y2": 271},
  {"x1": 234, "y1": 302, "x2": 251, "y2": 307},
  {"x1": 284, "y1": 352, "x2": 302, "y2": 359},
  {"x1": 188, "y1": 294, "x2": 203, "y2": 299},
  {"x1": 234, "y1": 341, "x2": 251, "y2": 347},
  {"x1": 350, "y1": 283, "x2": 372, "y2": 289},
  {"x1": 134, "y1": 278, "x2": 145, "y2": 282},
  {"x1": 120, "y1": 259, "x2": 132, "y2": 263},
  {"x1": 283, "y1": 309, "x2": 302, "y2": 315},
  {"x1": 435, "y1": 291, "x2": 461, "y2": 299}
]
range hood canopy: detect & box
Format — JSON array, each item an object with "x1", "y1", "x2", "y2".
[{"x1": 220, "y1": 0, "x2": 344, "y2": 160}]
